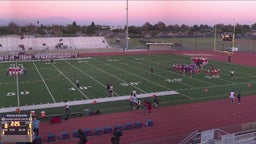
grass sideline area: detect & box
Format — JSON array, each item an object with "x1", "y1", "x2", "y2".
[
  {"x1": 1, "y1": 53, "x2": 256, "y2": 116},
  {"x1": 125, "y1": 37, "x2": 256, "y2": 52}
]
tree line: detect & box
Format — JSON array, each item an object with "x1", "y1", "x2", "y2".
[{"x1": 1, "y1": 21, "x2": 256, "y2": 38}]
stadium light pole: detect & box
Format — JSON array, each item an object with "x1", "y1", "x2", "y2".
[{"x1": 125, "y1": 0, "x2": 129, "y2": 52}]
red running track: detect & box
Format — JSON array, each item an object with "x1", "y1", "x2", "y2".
[{"x1": 38, "y1": 96, "x2": 256, "y2": 144}]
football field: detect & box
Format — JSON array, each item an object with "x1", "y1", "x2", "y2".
[{"x1": 0, "y1": 54, "x2": 256, "y2": 112}]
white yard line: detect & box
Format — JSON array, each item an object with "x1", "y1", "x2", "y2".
[
  {"x1": 32, "y1": 62, "x2": 56, "y2": 103},
  {"x1": 115, "y1": 61, "x2": 194, "y2": 100},
  {"x1": 98, "y1": 59, "x2": 172, "y2": 91},
  {"x1": 64, "y1": 60, "x2": 120, "y2": 96},
  {"x1": 118, "y1": 60, "x2": 196, "y2": 88},
  {"x1": 51, "y1": 63, "x2": 89, "y2": 99},
  {"x1": 87, "y1": 62, "x2": 147, "y2": 94},
  {"x1": 15, "y1": 69, "x2": 20, "y2": 107}
]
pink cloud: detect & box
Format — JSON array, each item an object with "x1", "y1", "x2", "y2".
[{"x1": 0, "y1": 1, "x2": 255, "y2": 26}]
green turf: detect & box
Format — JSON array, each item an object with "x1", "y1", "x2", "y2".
[{"x1": 1, "y1": 54, "x2": 256, "y2": 115}]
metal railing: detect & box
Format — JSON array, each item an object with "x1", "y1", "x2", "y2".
[{"x1": 179, "y1": 130, "x2": 201, "y2": 144}]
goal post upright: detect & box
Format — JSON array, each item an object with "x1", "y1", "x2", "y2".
[
  {"x1": 213, "y1": 19, "x2": 217, "y2": 52},
  {"x1": 232, "y1": 18, "x2": 236, "y2": 51}
]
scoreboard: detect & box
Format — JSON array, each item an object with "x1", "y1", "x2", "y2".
[{"x1": 1, "y1": 113, "x2": 33, "y2": 142}]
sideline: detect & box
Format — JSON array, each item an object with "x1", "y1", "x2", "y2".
[{"x1": 0, "y1": 90, "x2": 179, "y2": 113}]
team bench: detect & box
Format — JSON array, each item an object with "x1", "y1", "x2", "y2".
[{"x1": 40, "y1": 112, "x2": 84, "y2": 124}]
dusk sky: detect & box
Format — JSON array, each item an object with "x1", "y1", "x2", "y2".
[{"x1": 0, "y1": 1, "x2": 255, "y2": 26}]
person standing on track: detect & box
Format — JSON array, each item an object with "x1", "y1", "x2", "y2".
[
  {"x1": 77, "y1": 128, "x2": 88, "y2": 144},
  {"x1": 64, "y1": 100, "x2": 71, "y2": 120},
  {"x1": 237, "y1": 91, "x2": 241, "y2": 104},
  {"x1": 129, "y1": 93, "x2": 134, "y2": 108},
  {"x1": 143, "y1": 98, "x2": 148, "y2": 113},
  {"x1": 153, "y1": 94, "x2": 159, "y2": 108},
  {"x1": 32, "y1": 116, "x2": 40, "y2": 136},
  {"x1": 229, "y1": 90, "x2": 235, "y2": 104},
  {"x1": 132, "y1": 94, "x2": 138, "y2": 110},
  {"x1": 129, "y1": 88, "x2": 137, "y2": 108},
  {"x1": 147, "y1": 101, "x2": 153, "y2": 115},
  {"x1": 64, "y1": 100, "x2": 71, "y2": 114}
]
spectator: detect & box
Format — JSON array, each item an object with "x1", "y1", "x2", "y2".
[
  {"x1": 32, "y1": 116, "x2": 40, "y2": 136},
  {"x1": 111, "y1": 127, "x2": 123, "y2": 144},
  {"x1": 77, "y1": 128, "x2": 88, "y2": 144}
]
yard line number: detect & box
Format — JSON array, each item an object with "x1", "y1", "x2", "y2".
[
  {"x1": 165, "y1": 78, "x2": 183, "y2": 83},
  {"x1": 120, "y1": 82, "x2": 141, "y2": 87},
  {"x1": 68, "y1": 86, "x2": 92, "y2": 91},
  {"x1": 7, "y1": 91, "x2": 29, "y2": 96}
]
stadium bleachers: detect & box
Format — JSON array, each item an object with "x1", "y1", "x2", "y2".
[
  {"x1": 0, "y1": 36, "x2": 110, "y2": 52},
  {"x1": 179, "y1": 128, "x2": 256, "y2": 144}
]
